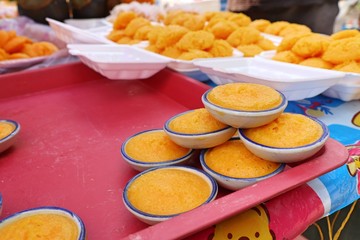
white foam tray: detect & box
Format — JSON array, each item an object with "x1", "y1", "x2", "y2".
[
  {"x1": 193, "y1": 56, "x2": 345, "y2": 101},
  {"x1": 67, "y1": 44, "x2": 171, "y2": 80}
]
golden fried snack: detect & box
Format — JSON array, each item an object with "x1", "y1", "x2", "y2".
[
  {"x1": 291, "y1": 34, "x2": 331, "y2": 58},
  {"x1": 161, "y1": 46, "x2": 183, "y2": 59},
  {"x1": 147, "y1": 26, "x2": 166, "y2": 45},
  {"x1": 278, "y1": 23, "x2": 312, "y2": 37},
  {"x1": 21, "y1": 42, "x2": 58, "y2": 57},
  {"x1": 264, "y1": 21, "x2": 290, "y2": 35},
  {"x1": 207, "y1": 20, "x2": 238, "y2": 40},
  {"x1": 107, "y1": 30, "x2": 126, "y2": 42},
  {"x1": 333, "y1": 60, "x2": 360, "y2": 73},
  {"x1": 9, "y1": 53, "x2": 30, "y2": 60},
  {"x1": 166, "y1": 12, "x2": 197, "y2": 26},
  {"x1": 155, "y1": 25, "x2": 189, "y2": 50},
  {"x1": 208, "y1": 39, "x2": 233, "y2": 57},
  {"x1": 256, "y1": 37, "x2": 276, "y2": 51},
  {"x1": 249, "y1": 19, "x2": 271, "y2": 32},
  {"x1": 176, "y1": 30, "x2": 215, "y2": 51},
  {"x1": 0, "y1": 30, "x2": 11, "y2": 48},
  {"x1": 208, "y1": 11, "x2": 233, "y2": 21},
  {"x1": 145, "y1": 44, "x2": 162, "y2": 54},
  {"x1": 3, "y1": 36, "x2": 32, "y2": 54},
  {"x1": 299, "y1": 57, "x2": 334, "y2": 69},
  {"x1": 272, "y1": 50, "x2": 304, "y2": 64},
  {"x1": 133, "y1": 25, "x2": 154, "y2": 40},
  {"x1": 117, "y1": 37, "x2": 140, "y2": 45},
  {"x1": 124, "y1": 17, "x2": 151, "y2": 37},
  {"x1": 237, "y1": 44, "x2": 263, "y2": 57},
  {"x1": 113, "y1": 11, "x2": 138, "y2": 30},
  {"x1": 228, "y1": 13, "x2": 251, "y2": 27},
  {"x1": 203, "y1": 11, "x2": 218, "y2": 21},
  {"x1": 183, "y1": 15, "x2": 206, "y2": 31},
  {"x1": 322, "y1": 37, "x2": 360, "y2": 64},
  {"x1": 163, "y1": 10, "x2": 187, "y2": 25},
  {"x1": 276, "y1": 32, "x2": 312, "y2": 52},
  {"x1": 0, "y1": 49, "x2": 9, "y2": 60},
  {"x1": 226, "y1": 27, "x2": 261, "y2": 47},
  {"x1": 178, "y1": 49, "x2": 213, "y2": 60},
  {"x1": 331, "y1": 29, "x2": 360, "y2": 40}
]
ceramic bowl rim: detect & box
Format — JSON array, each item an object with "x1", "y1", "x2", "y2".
[
  {"x1": 0, "y1": 119, "x2": 20, "y2": 143},
  {"x1": 121, "y1": 129, "x2": 194, "y2": 166},
  {"x1": 200, "y1": 138, "x2": 286, "y2": 182},
  {"x1": 122, "y1": 165, "x2": 218, "y2": 219},
  {"x1": 238, "y1": 115, "x2": 330, "y2": 151},
  {"x1": 0, "y1": 206, "x2": 86, "y2": 240},
  {"x1": 202, "y1": 88, "x2": 288, "y2": 115},
  {"x1": 163, "y1": 109, "x2": 235, "y2": 137}
]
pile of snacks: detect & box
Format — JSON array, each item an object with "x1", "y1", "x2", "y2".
[
  {"x1": 107, "y1": 10, "x2": 290, "y2": 59},
  {"x1": 0, "y1": 30, "x2": 59, "y2": 61},
  {"x1": 272, "y1": 29, "x2": 360, "y2": 74}
]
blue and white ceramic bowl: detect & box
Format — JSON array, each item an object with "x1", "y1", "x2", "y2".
[
  {"x1": 238, "y1": 116, "x2": 330, "y2": 163},
  {"x1": 0, "y1": 206, "x2": 86, "y2": 239},
  {"x1": 0, "y1": 119, "x2": 20, "y2": 154},
  {"x1": 123, "y1": 166, "x2": 218, "y2": 225}
]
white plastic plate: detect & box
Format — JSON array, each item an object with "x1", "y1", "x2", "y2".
[
  {"x1": 258, "y1": 50, "x2": 360, "y2": 101},
  {"x1": 193, "y1": 57, "x2": 345, "y2": 101},
  {"x1": 67, "y1": 44, "x2": 172, "y2": 80}
]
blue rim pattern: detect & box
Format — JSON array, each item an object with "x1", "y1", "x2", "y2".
[
  {"x1": 163, "y1": 109, "x2": 234, "y2": 137},
  {"x1": 120, "y1": 129, "x2": 194, "y2": 165},
  {"x1": 0, "y1": 206, "x2": 86, "y2": 240},
  {"x1": 238, "y1": 116, "x2": 329, "y2": 150},
  {"x1": 200, "y1": 138, "x2": 286, "y2": 181},
  {"x1": 202, "y1": 88, "x2": 288, "y2": 113},
  {"x1": 0, "y1": 120, "x2": 20, "y2": 143},
  {"x1": 123, "y1": 166, "x2": 218, "y2": 219}
]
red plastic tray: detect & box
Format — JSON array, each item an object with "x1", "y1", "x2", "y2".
[{"x1": 0, "y1": 62, "x2": 348, "y2": 239}]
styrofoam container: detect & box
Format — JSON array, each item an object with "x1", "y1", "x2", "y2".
[
  {"x1": 67, "y1": 44, "x2": 172, "y2": 80},
  {"x1": 47, "y1": 18, "x2": 113, "y2": 45},
  {"x1": 194, "y1": 56, "x2": 345, "y2": 101},
  {"x1": 258, "y1": 50, "x2": 360, "y2": 101}
]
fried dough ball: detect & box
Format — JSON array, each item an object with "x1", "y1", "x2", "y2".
[
  {"x1": 145, "y1": 44, "x2": 162, "y2": 54},
  {"x1": 228, "y1": 13, "x2": 251, "y2": 27},
  {"x1": 237, "y1": 44, "x2": 264, "y2": 57},
  {"x1": 147, "y1": 26, "x2": 166, "y2": 45},
  {"x1": 161, "y1": 46, "x2": 183, "y2": 59},
  {"x1": 333, "y1": 60, "x2": 360, "y2": 73},
  {"x1": 249, "y1": 19, "x2": 271, "y2": 32},
  {"x1": 3, "y1": 36, "x2": 32, "y2": 54},
  {"x1": 291, "y1": 34, "x2": 331, "y2": 58},
  {"x1": 182, "y1": 15, "x2": 206, "y2": 31},
  {"x1": 9, "y1": 53, "x2": 30, "y2": 60},
  {"x1": 322, "y1": 37, "x2": 360, "y2": 64},
  {"x1": 226, "y1": 27, "x2": 261, "y2": 47},
  {"x1": 0, "y1": 49, "x2": 9, "y2": 60},
  {"x1": 21, "y1": 42, "x2": 58, "y2": 57},
  {"x1": 0, "y1": 30, "x2": 12, "y2": 48},
  {"x1": 134, "y1": 25, "x2": 155, "y2": 40},
  {"x1": 208, "y1": 39, "x2": 233, "y2": 57},
  {"x1": 166, "y1": 12, "x2": 197, "y2": 26},
  {"x1": 278, "y1": 23, "x2": 312, "y2": 37},
  {"x1": 299, "y1": 57, "x2": 334, "y2": 69},
  {"x1": 117, "y1": 37, "x2": 140, "y2": 45},
  {"x1": 208, "y1": 11, "x2": 233, "y2": 21},
  {"x1": 272, "y1": 50, "x2": 304, "y2": 64},
  {"x1": 256, "y1": 37, "x2": 276, "y2": 51},
  {"x1": 163, "y1": 10, "x2": 190, "y2": 25},
  {"x1": 207, "y1": 20, "x2": 238, "y2": 40},
  {"x1": 107, "y1": 30, "x2": 126, "y2": 42},
  {"x1": 178, "y1": 49, "x2": 213, "y2": 60},
  {"x1": 276, "y1": 32, "x2": 312, "y2": 52},
  {"x1": 264, "y1": 21, "x2": 290, "y2": 35},
  {"x1": 124, "y1": 17, "x2": 151, "y2": 37},
  {"x1": 155, "y1": 25, "x2": 189, "y2": 49},
  {"x1": 176, "y1": 30, "x2": 215, "y2": 51},
  {"x1": 113, "y1": 11, "x2": 138, "y2": 30},
  {"x1": 331, "y1": 29, "x2": 360, "y2": 40}
]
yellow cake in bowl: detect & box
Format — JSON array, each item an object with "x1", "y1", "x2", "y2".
[
  {"x1": 200, "y1": 138, "x2": 285, "y2": 190},
  {"x1": 164, "y1": 108, "x2": 236, "y2": 149},
  {"x1": 123, "y1": 166, "x2": 218, "y2": 225},
  {"x1": 238, "y1": 113, "x2": 329, "y2": 163},
  {"x1": 121, "y1": 129, "x2": 194, "y2": 171},
  {"x1": 202, "y1": 83, "x2": 288, "y2": 128}
]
